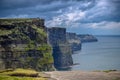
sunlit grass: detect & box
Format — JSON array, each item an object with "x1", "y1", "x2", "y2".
[
  {"x1": 0, "y1": 69, "x2": 47, "y2": 80},
  {"x1": 0, "y1": 30, "x2": 12, "y2": 36},
  {"x1": 0, "y1": 75, "x2": 47, "y2": 80}
]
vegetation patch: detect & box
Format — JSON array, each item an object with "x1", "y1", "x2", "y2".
[
  {"x1": 103, "y1": 70, "x2": 117, "y2": 73},
  {"x1": 94, "y1": 70, "x2": 117, "y2": 73},
  {"x1": 31, "y1": 25, "x2": 47, "y2": 38},
  {"x1": 0, "y1": 29, "x2": 12, "y2": 36},
  {"x1": 0, "y1": 68, "x2": 47, "y2": 80}
]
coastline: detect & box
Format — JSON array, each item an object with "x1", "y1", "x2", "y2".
[{"x1": 45, "y1": 70, "x2": 120, "y2": 80}]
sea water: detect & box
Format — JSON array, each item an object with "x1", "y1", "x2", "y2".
[{"x1": 72, "y1": 36, "x2": 120, "y2": 71}]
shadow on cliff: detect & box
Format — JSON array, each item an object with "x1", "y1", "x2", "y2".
[{"x1": 52, "y1": 44, "x2": 73, "y2": 71}]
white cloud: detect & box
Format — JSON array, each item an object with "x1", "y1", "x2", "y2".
[
  {"x1": 46, "y1": 0, "x2": 113, "y2": 26},
  {"x1": 66, "y1": 10, "x2": 85, "y2": 21},
  {"x1": 83, "y1": 1, "x2": 92, "y2": 7},
  {"x1": 46, "y1": 8, "x2": 86, "y2": 27},
  {"x1": 45, "y1": 0, "x2": 119, "y2": 31},
  {"x1": 85, "y1": 21, "x2": 120, "y2": 29},
  {"x1": 86, "y1": 0, "x2": 114, "y2": 20},
  {"x1": 71, "y1": 21, "x2": 120, "y2": 30}
]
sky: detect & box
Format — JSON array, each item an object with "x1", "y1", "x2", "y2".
[{"x1": 0, "y1": 0, "x2": 120, "y2": 35}]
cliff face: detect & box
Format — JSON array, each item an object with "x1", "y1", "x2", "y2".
[
  {"x1": 53, "y1": 44, "x2": 73, "y2": 69},
  {"x1": 0, "y1": 18, "x2": 54, "y2": 71},
  {"x1": 47, "y1": 27, "x2": 66, "y2": 46},
  {"x1": 66, "y1": 32, "x2": 81, "y2": 51},
  {"x1": 47, "y1": 27, "x2": 73, "y2": 69}
]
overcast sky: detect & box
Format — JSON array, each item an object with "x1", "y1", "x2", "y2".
[{"x1": 0, "y1": 0, "x2": 120, "y2": 35}]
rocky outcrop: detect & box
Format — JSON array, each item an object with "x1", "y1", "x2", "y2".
[
  {"x1": 77, "y1": 34, "x2": 98, "y2": 43},
  {"x1": 47, "y1": 27, "x2": 73, "y2": 69},
  {"x1": 0, "y1": 18, "x2": 54, "y2": 71},
  {"x1": 66, "y1": 32, "x2": 81, "y2": 51}
]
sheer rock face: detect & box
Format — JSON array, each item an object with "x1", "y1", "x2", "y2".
[
  {"x1": 47, "y1": 27, "x2": 73, "y2": 69},
  {"x1": 47, "y1": 27, "x2": 66, "y2": 46},
  {"x1": 0, "y1": 18, "x2": 54, "y2": 71},
  {"x1": 53, "y1": 44, "x2": 73, "y2": 69},
  {"x1": 66, "y1": 32, "x2": 81, "y2": 51}
]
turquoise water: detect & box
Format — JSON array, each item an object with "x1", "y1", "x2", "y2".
[{"x1": 72, "y1": 36, "x2": 120, "y2": 71}]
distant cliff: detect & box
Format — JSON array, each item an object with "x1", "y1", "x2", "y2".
[
  {"x1": 0, "y1": 18, "x2": 54, "y2": 71},
  {"x1": 47, "y1": 27, "x2": 73, "y2": 69},
  {"x1": 66, "y1": 32, "x2": 81, "y2": 51},
  {"x1": 77, "y1": 34, "x2": 98, "y2": 43}
]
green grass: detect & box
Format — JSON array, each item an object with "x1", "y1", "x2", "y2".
[
  {"x1": 0, "y1": 18, "x2": 33, "y2": 25},
  {"x1": 3, "y1": 68, "x2": 39, "y2": 76},
  {"x1": 31, "y1": 25, "x2": 47, "y2": 37},
  {"x1": 0, "y1": 18, "x2": 43, "y2": 25},
  {"x1": 0, "y1": 29, "x2": 12, "y2": 36},
  {"x1": 0, "y1": 75, "x2": 47, "y2": 80},
  {"x1": 25, "y1": 44, "x2": 52, "y2": 51},
  {"x1": 0, "y1": 69, "x2": 47, "y2": 80},
  {"x1": 103, "y1": 70, "x2": 117, "y2": 73}
]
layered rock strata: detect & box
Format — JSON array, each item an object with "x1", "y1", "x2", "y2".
[
  {"x1": 47, "y1": 27, "x2": 73, "y2": 69},
  {"x1": 0, "y1": 18, "x2": 54, "y2": 71}
]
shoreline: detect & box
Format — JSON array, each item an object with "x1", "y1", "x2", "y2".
[{"x1": 45, "y1": 70, "x2": 120, "y2": 80}]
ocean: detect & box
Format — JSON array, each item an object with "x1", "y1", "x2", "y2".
[{"x1": 72, "y1": 36, "x2": 120, "y2": 71}]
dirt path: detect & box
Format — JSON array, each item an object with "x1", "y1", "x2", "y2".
[{"x1": 45, "y1": 71, "x2": 120, "y2": 80}]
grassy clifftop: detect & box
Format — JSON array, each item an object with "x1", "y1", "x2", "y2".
[{"x1": 0, "y1": 18, "x2": 54, "y2": 71}]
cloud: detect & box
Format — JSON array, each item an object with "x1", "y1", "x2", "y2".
[
  {"x1": 85, "y1": 0, "x2": 115, "y2": 21},
  {"x1": 45, "y1": 0, "x2": 96, "y2": 27},
  {"x1": 82, "y1": 21, "x2": 120, "y2": 29},
  {"x1": 0, "y1": 0, "x2": 95, "y2": 18},
  {"x1": 46, "y1": 0, "x2": 120, "y2": 30},
  {"x1": 46, "y1": 9, "x2": 86, "y2": 27}
]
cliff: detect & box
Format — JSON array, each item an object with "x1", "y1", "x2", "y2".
[
  {"x1": 47, "y1": 27, "x2": 73, "y2": 69},
  {"x1": 77, "y1": 34, "x2": 98, "y2": 43},
  {"x1": 47, "y1": 27, "x2": 66, "y2": 46},
  {"x1": 66, "y1": 32, "x2": 81, "y2": 51},
  {"x1": 52, "y1": 44, "x2": 73, "y2": 69},
  {"x1": 0, "y1": 18, "x2": 54, "y2": 71}
]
